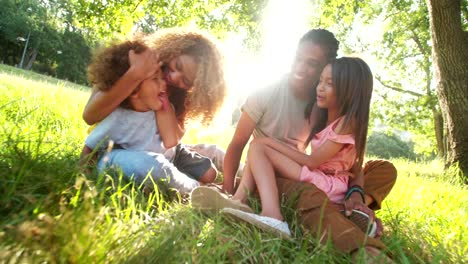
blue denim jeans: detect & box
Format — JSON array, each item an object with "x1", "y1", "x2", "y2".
[{"x1": 97, "y1": 149, "x2": 199, "y2": 194}]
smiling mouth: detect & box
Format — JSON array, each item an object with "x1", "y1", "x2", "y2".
[{"x1": 293, "y1": 73, "x2": 305, "y2": 80}]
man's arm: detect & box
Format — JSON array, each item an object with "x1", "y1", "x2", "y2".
[{"x1": 223, "y1": 112, "x2": 256, "y2": 194}]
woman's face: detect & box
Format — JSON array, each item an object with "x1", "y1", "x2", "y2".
[
  {"x1": 316, "y1": 64, "x2": 337, "y2": 109},
  {"x1": 163, "y1": 54, "x2": 198, "y2": 90}
]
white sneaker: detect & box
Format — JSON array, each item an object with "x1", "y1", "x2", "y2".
[{"x1": 221, "y1": 208, "x2": 292, "y2": 239}]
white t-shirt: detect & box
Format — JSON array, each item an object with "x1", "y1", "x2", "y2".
[
  {"x1": 85, "y1": 107, "x2": 165, "y2": 154},
  {"x1": 241, "y1": 75, "x2": 313, "y2": 152}
]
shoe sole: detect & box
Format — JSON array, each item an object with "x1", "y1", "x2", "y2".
[
  {"x1": 221, "y1": 208, "x2": 292, "y2": 240},
  {"x1": 341, "y1": 209, "x2": 377, "y2": 237},
  {"x1": 190, "y1": 186, "x2": 254, "y2": 214}
]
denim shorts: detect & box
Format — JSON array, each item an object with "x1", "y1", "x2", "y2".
[{"x1": 97, "y1": 149, "x2": 199, "y2": 194}]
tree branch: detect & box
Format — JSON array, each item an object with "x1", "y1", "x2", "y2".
[
  {"x1": 411, "y1": 29, "x2": 429, "y2": 56},
  {"x1": 375, "y1": 75, "x2": 424, "y2": 97},
  {"x1": 131, "y1": 0, "x2": 144, "y2": 14}
]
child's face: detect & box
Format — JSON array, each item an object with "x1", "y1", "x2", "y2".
[
  {"x1": 163, "y1": 54, "x2": 198, "y2": 90},
  {"x1": 316, "y1": 64, "x2": 337, "y2": 109},
  {"x1": 137, "y1": 75, "x2": 168, "y2": 111}
]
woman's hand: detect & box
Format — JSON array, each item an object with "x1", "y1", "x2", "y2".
[{"x1": 128, "y1": 49, "x2": 162, "y2": 81}]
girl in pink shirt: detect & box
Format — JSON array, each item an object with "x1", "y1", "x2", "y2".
[{"x1": 222, "y1": 57, "x2": 374, "y2": 237}]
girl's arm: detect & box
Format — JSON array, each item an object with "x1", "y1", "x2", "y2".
[
  {"x1": 155, "y1": 98, "x2": 184, "y2": 149},
  {"x1": 260, "y1": 117, "x2": 351, "y2": 170},
  {"x1": 260, "y1": 138, "x2": 344, "y2": 171},
  {"x1": 82, "y1": 49, "x2": 161, "y2": 125}
]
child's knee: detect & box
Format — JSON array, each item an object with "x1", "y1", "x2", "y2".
[{"x1": 199, "y1": 167, "x2": 217, "y2": 183}]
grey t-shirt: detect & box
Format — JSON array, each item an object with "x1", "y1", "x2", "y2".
[
  {"x1": 85, "y1": 107, "x2": 165, "y2": 154},
  {"x1": 241, "y1": 75, "x2": 312, "y2": 152}
]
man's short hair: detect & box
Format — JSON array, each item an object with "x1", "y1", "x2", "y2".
[{"x1": 300, "y1": 29, "x2": 339, "y2": 60}]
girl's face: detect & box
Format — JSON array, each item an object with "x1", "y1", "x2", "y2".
[
  {"x1": 316, "y1": 64, "x2": 337, "y2": 109},
  {"x1": 163, "y1": 54, "x2": 198, "y2": 90},
  {"x1": 137, "y1": 75, "x2": 168, "y2": 111}
]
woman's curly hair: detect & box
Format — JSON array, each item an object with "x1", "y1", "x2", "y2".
[
  {"x1": 87, "y1": 37, "x2": 148, "y2": 109},
  {"x1": 144, "y1": 28, "x2": 226, "y2": 125}
]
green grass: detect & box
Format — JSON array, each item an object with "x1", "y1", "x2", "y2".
[{"x1": 0, "y1": 64, "x2": 467, "y2": 263}]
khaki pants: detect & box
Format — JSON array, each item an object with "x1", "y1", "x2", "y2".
[{"x1": 275, "y1": 159, "x2": 397, "y2": 253}]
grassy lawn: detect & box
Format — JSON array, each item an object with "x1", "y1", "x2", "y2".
[{"x1": 0, "y1": 64, "x2": 467, "y2": 263}]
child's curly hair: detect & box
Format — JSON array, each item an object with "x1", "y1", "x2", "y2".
[
  {"x1": 87, "y1": 38, "x2": 148, "y2": 109},
  {"x1": 144, "y1": 28, "x2": 226, "y2": 125}
]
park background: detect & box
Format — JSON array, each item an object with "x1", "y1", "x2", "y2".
[{"x1": 1, "y1": 0, "x2": 467, "y2": 263}]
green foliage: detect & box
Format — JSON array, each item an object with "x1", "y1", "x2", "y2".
[
  {"x1": 79, "y1": 0, "x2": 268, "y2": 49},
  {"x1": 0, "y1": 0, "x2": 36, "y2": 65},
  {"x1": 368, "y1": 0, "x2": 439, "y2": 141},
  {"x1": 313, "y1": 0, "x2": 444, "y2": 158},
  {"x1": 0, "y1": 0, "x2": 97, "y2": 84},
  {"x1": 0, "y1": 0, "x2": 267, "y2": 86},
  {"x1": 55, "y1": 30, "x2": 91, "y2": 84},
  {"x1": 367, "y1": 131, "x2": 416, "y2": 160}
]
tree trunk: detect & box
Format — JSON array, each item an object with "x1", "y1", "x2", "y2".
[
  {"x1": 426, "y1": 0, "x2": 468, "y2": 179},
  {"x1": 432, "y1": 108, "x2": 445, "y2": 158},
  {"x1": 25, "y1": 49, "x2": 38, "y2": 70}
]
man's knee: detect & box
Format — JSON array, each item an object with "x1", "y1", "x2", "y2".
[{"x1": 364, "y1": 159, "x2": 397, "y2": 183}]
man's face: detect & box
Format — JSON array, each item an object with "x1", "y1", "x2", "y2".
[{"x1": 289, "y1": 41, "x2": 328, "y2": 93}]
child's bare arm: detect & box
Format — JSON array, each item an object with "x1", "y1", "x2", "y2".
[
  {"x1": 155, "y1": 100, "x2": 184, "y2": 149},
  {"x1": 259, "y1": 137, "x2": 343, "y2": 171}
]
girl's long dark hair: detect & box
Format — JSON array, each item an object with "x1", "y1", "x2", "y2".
[{"x1": 304, "y1": 57, "x2": 373, "y2": 169}]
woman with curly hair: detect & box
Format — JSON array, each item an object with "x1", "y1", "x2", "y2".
[{"x1": 81, "y1": 28, "x2": 227, "y2": 193}]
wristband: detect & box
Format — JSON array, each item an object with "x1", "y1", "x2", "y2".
[{"x1": 344, "y1": 185, "x2": 365, "y2": 203}]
